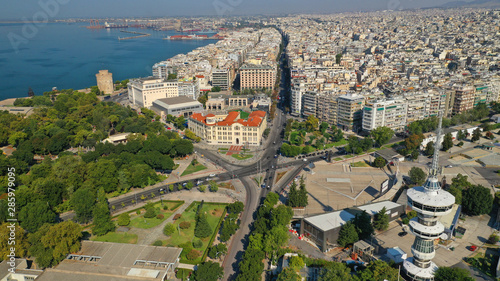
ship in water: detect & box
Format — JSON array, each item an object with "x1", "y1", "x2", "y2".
[
  {"x1": 164, "y1": 34, "x2": 223, "y2": 40},
  {"x1": 104, "y1": 22, "x2": 128, "y2": 29}
]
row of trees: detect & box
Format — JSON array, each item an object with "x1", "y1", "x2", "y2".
[
  {"x1": 407, "y1": 103, "x2": 490, "y2": 135},
  {"x1": 237, "y1": 193, "x2": 293, "y2": 281},
  {"x1": 277, "y1": 255, "x2": 399, "y2": 281},
  {"x1": 287, "y1": 176, "x2": 308, "y2": 208},
  {"x1": 219, "y1": 201, "x2": 244, "y2": 242}
]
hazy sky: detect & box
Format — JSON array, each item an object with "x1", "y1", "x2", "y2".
[{"x1": 2, "y1": 0, "x2": 457, "y2": 20}]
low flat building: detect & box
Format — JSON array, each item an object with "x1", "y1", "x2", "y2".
[
  {"x1": 152, "y1": 96, "x2": 203, "y2": 118},
  {"x1": 347, "y1": 201, "x2": 405, "y2": 222},
  {"x1": 0, "y1": 259, "x2": 43, "y2": 281},
  {"x1": 300, "y1": 201, "x2": 404, "y2": 251},
  {"x1": 36, "y1": 241, "x2": 182, "y2": 281},
  {"x1": 188, "y1": 110, "x2": 267, "y2": 146},
  {"x1": 301, "y1": 210, "x2": 356, "y2": 252},
  {"x1": 374, "y1": 148, "x2": 405, "y2": 163}
]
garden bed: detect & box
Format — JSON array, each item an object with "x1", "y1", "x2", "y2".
[
  {"x1": 163, "y1": 201, "x2": 228, "y2": 264},
  {"x1": 231, "y1": 154, "x2": 253, "y2": 160}
]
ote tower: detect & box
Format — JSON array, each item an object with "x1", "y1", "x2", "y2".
[{"x1": 402, "y1": 115, "x2": 455, "y2": 281}]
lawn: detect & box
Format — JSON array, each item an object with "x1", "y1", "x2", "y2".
[
  {"x1": 351, "y1": 161, "x2": 369, "y2": 167},
  {"x1": 231, "y1": 153, "x2": 253, "y2": 160},
  {"x1": 239, "y1": 111, "x2": 250, "y2": 119},
  {"x1": 127, "y1": 201, "x2": 182, "y2": 229},
  {"x1": 181, "y1": 163, "x2": 208, "y2": 176},
  {"x1": 92, "y1": 232, "x2": 138, "y2": 244},
  {"x1": 334, "y1": 157, "x2": 343, "y2": 161},
  {"x1": 276, "y1": 171, "x2": 287, "y2": 183},
  {"x1": 467, "y1": 249, "x2": 499, "y2": 278},
  {"x1": 164, "y1": 202, "x2": 227, "y2": 264}
]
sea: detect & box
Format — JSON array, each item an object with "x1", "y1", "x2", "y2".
[{"x1": 0, "y1": 22, "x2": 217, "y2": 100}]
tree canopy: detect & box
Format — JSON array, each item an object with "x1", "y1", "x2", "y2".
[
  {"x1": 337, "y1": 221, "x2": 359, "y2": 247},
  {"x1": 277, "y1": 267, "x2": 302, "y2": 281},
  {"x1": 28, "y1": 221, "x2": 82, "y2": 268},
  {"x1": 370, "y1": 126, "x2": 394, "y2": 147},
  {"x1": 373, "y1": 207, "x2": 389, "y2": 231},
  {"x1": 191, "y1": 261, "x2": 223, "y2": 281},
  {"x1": 409, "y1": 167, "x2": 427, "y2": 185},
  {"x1": 462, "y1": 184, "x2": 493, "y2": 216},
  {"x1": 434, "y1": 267, "x2": 474, "y2": 281}
]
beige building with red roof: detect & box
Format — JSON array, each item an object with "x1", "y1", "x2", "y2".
[{"x1": 188, "y1": 111, "x2": 267, "y2": 146}]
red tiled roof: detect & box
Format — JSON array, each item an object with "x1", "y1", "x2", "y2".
[{"x1": 189, "y1": 111, "x2": 266, "y2": 127}]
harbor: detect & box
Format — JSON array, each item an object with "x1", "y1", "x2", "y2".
[
  {"x1": 164, "y1": 34, "x2": 223, "y2": 40},
  {"x1": 118, "y1": 30, "x2": 151, "y2": 40}
]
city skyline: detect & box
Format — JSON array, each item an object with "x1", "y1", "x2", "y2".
[{"x1": 2, "y1": 0, "x2": 465, "y2": 20}]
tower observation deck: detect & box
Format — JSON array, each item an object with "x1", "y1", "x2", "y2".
[{"x1": 403, "y1": 115, "x2": 455, "y2": 281}]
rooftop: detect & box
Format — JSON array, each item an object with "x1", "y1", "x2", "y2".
[
  {"x1": 36, "y1": 241, "x2": 182, "y2": 281},
  {"x1": 351, "y1": 201, "x2": 402, "y2": 217},
  {"x1": 304, "y1": 210, "x2": 356, "y2": 232},
  {"x1": 154, "y1": 96, "x2": 201, "y2": 106},
  {"x1": 190, "y1": 110, "x2": 266, "y2": 127}
]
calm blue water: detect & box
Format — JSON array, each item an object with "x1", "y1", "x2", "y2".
[{"x1": 0, "y1": 22, "x2": 217, "y2": 100}]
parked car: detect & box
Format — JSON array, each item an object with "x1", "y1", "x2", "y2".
[
  {"x1": 209, "y1": 174, "x2": 216, "y2": 177},
  {"x1": 398, "y1": 231, "x2": 408, "y2": 237},
  {"x1": 303, "y1": 158, "x2": 307, "y2": 162},
  {"x1": 469, "y1": 245, "x2": 477, "y2": 251}
]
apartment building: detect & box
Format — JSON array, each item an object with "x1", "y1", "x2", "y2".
[
  {"x1": 316, "y1": 92, "x2": 338, "y2": 125},
  {"x1": 212, "y1": 68, "x2": 233, "y2": 91},
  {"x1": 240, "y1": 64, "x2": 276, "y2": 90},
  {"x1": 452, "y1": 85, "x2": 475, "y2": 114},
  {"x1": 178, "y1": 80, "x2": 199, "y2": 100},
  {"x1": 337, "y1": 93, "x2": 365, "y2": 132},
  {"x1": 362, "y1": 99, "x2": 408, "y2": 132},
  {"x1": 127, "y1": 77, "x2": 178, "y2": 108},
  {"x1": 302, "y1": 91, "x2": 318, "y2": 117},
  {"x1": 188, "y1": 111, "x2": 267, "y2": 146}
]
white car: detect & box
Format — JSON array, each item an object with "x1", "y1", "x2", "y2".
[
  {"x1": 209, "y1": 174, "x2": 216, "y2": 177},
  {"x1": 303, "y1": 158, "x2": 307, "y2": 162}
]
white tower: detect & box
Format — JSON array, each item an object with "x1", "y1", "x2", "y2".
[{"x1": 403, "y1": 115, "x2": 455, "y2": 281}]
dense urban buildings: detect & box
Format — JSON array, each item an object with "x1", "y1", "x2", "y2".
[{"x1": 279, "y1": 10, "x2": 500, "y2": 131}]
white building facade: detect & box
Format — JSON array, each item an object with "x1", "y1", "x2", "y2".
[{"x1": 127, "y1": 77, "x2": 178, "y2": 108}]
